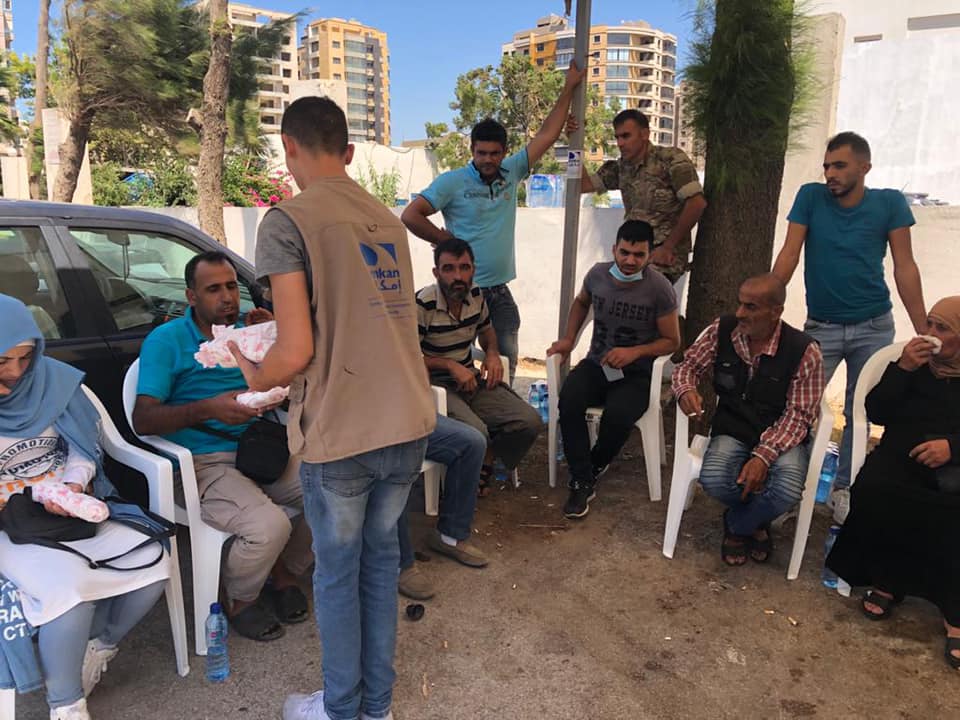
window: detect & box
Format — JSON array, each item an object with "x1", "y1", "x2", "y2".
[
  {"x1": 348, "y1": 102, "x2": 367, "y2": 115},
  {"x1": 333, "y1": 73, "x2": 342, "y2": 80},
  {"x1": 280, "y1": 52, "x2": 291, "y2": 62},
  {"x1": 607, "y1": 49, "x2": 631, "y2": 62},
  {"x1": 557, "y1": 37, "x2": 575, "y2": 50},
  {"x1": 536, "y1": 58, "x2": 544, "y2": 66},
  {"x1": 282, "y1": 68, "x2": 291, "y2": 78},
  {"x1": 345, "y1": 40, "x2": 366, "y2": 54},
  {"x1": 592, "y1": 67, "x2": 600, "y2": 76},
  {"x1": 282, "y1": 36, "x2": 291, "y2": 45},
  {"x1": 662, "y1": 40, "x2": 677, "y2": 54},
  {"x1": 662, "y1": 56, "x2": 676, "y2": 70},
  {"x1": 592, "y1": 34, "x2": 600, "y2": 43},
  {"x1": 536, "y1": 43, "x2": 545, "y2": 52},
  {"x1": 345, "y1": 56, "x2": 365, "y2": 69},
  {"x1": 348, "y1": 87, "x2": 367, "y2": 100},
  {"x1": 556, "y1": 51, "x2": 574, "y2": 68},
  {"x1": 71, "y1": 229, "x2": 254, "y2": 332},
  {"x1": 606, "y1": 65, "x2": 630, "y2": 78},
  {"x1": 348, "y1": 119, "x2": 368, "y2": 130},
  {"x1": 0, "y1": 226, "x2": 72, "y2": 339},
  {"x1": 606, "y1": 81, "x2": 629, "y2": 94},
  {"x1": 660, "y1": 117, "x2": 674, "y2": 130},
  {"x1": 660, "y1": 86, "x2": 675, "y2": 99},
  {"x1": 607, "y1": 33, "x2": 632, "y2": 46},
  {"x1": 331, "y1": 40, "x2": 340, "y2": 48},
  {"x1": 345, "y1": 72, "x2": 366, "y2": 84},
  {"x1": 333, "y1": 57, "x2": 342, "y2": 64}
]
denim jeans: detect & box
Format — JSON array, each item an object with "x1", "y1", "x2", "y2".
[
  {"x1": 398, "y1": 415, "x2": 486, "y2": 569},
  {"x1": 698, "y1": 435, "x2": 810, "y2": 536},
  {"x1": 481, "y1": 284, "x2": 520, "y2": 385},
  {"x1": 300, "y1": 437, "x2": 428, "y2": 720},
  {"x1": 804, "y1": 311, "x2": 895, "y2": 489},
  {"x1": 40, "y1": 580, "x2": 166, "y2": 708}
]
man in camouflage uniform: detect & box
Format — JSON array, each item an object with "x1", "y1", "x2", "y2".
[{"x1": 581, "y1": 109, "x2": 706, "y2": 283}]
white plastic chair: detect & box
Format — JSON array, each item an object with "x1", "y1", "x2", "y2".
[
  {"x1": 849, "y1": 342, "x2": 907, "y2": 485},
  {"x1": 422, "y1": 386, "x2": 448, "y2": 517},
  {"x1": 662, "y1": 389, "x2": 834, "y2": 580},
  {"x1": 0, "y1": 688, "x2": 11, "y2": 720},
  {"x1": 122, "y1": 359, "x2": 231, "y2": 656},
  {"x1": 546, "y1": 352, "x2": 669, "y2": 499}
]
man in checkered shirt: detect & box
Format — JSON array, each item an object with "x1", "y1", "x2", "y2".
[{"x1": 671, "y1": 273, "x2": 824, "y2": 566}]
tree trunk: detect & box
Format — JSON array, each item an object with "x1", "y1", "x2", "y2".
[
  {"x1": 51, "y1": 109, "x2": 93, "y2": 203},
  {"x1": 197, "y1": 0, "x2": 232, "y2": 244},
  {"x1": 682, "y1": 0, "x2": 795, "y2": 433},
  {"x1": 26, "y1": 0, "x2": 51, "y2": 200}
]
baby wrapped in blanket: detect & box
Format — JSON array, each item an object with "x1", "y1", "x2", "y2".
[{"x1": 194, "y1": 321, "x2": 289, "y2": 408}]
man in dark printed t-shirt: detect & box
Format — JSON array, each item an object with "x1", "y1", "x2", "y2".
[{"x1": 548, "y1": 220, "x2": 680, "y2": 519}]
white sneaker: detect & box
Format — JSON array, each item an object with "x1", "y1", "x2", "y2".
[
  {"x1": 50, "y1": 698, "x2": 91, "y2": 720},
  {"x1": 283, "y1": 690, "x2": 331, "y2": 720},
  {"x1": 81, "y1": 640, "x2": 118, "y2": 697}
]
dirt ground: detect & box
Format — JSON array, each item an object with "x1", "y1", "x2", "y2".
[{"x1": 15, "y1": 379, "x2": 960, "y2": 720}]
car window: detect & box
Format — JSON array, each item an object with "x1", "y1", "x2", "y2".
[
  {"x1": 70, "y1": 228, "x2": 255, "y2": 332},
  {"x1": 0, "y1": 226, "x2": 72, "y2": 339}
]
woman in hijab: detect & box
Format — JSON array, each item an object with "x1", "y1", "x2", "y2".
[
  {"x1": 0, "y1": 294, "x2": 170, "y2": 720},
  {"x1": 827, "y1": 296, "x2": 960, "y2": 670}
]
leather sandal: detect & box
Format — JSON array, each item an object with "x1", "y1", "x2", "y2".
[
  {"x1": 229, "y1": 600, "x2": 285, "y2": 641},
  {"x1": 721, "y1": 511, "x2": 749, "y2": 566},
  {"x1": 860, "y1": 590, "x2": 901, "y2": 621},
  {"x1": 270, "y1": 585, "x2": 309, "y2": 624},
  {"x1": 945, "y1": 636, "x2": 960, "y2": 670}
]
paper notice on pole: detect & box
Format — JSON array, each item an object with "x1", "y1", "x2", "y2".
[{"x1": 566, "y1": 150, "x2": 582, "y2": 179}]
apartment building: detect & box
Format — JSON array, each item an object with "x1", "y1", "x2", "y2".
[
  {"x1": 503, "y1": 15, "x2": 678, "y2": 161},
  {"x1": 1, "y1": 0, "x2": 16, "y2": 149},
  {"x1": 226, "y1": 3, "x2": 298, "y2": 134},
  {"x1": 299, "y1": 18, "x2": 391, "y2": 145}
]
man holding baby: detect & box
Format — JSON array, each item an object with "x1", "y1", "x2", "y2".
[{"x1": 132, "y1": 250, "x2": 312, "y2": 643}]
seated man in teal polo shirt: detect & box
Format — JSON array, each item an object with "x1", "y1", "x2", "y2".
[{"x1": 132, "y1": 251, "x2": 312, "y2": 643}]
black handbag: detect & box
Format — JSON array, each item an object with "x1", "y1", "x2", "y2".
[
  {"x1": 0, "y1": 490, "x2": 175, "y2": 571},
  {"x1": 0, "y1": 486, "x2": 97, "y2": 543},
  {"x1": 194, "y1": 413, "x2": 289, "y2": 485}
]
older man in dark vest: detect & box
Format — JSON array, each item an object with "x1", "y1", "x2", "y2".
[{"x1": 671, "y1": 274, "x2": 825, "y2": 566}]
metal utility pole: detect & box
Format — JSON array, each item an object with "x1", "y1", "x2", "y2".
[{"x1": 556, "y1": 0, "x2": 591, "y2": 377}]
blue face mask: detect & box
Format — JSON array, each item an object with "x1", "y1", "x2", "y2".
[{"x1": 609, "y1": 264, "x2": 644, "y2": 283}]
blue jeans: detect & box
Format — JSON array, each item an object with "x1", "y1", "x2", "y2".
[
  {"x1": 40, "y1": 580, "x2": 166, "y2": 708},
  {"x1": 804, "y1": 312, "x2": 895, "y2": 488},
  {"x1": 699, "y1": 435, "x2": 809, "y2": 536},
  {"x1": 482, "y1": 284, "x2": 520, "y2": 385},
  {"x1": 399, "y1": 416, "x2": 486, "y2": 569},
  {"x1": 300, "y1": 437, "x2": 428, "y2": 720}
]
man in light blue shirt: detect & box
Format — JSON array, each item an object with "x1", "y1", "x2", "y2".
[
  {"x1": 402, "y1": 62, "x2": 584, "y2": 383},
  {"x1": 773, "y1": 131, "x2": 926, "y2": 519}
]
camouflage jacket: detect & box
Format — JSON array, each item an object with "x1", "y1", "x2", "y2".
[{"x1": 590, "y1": 145, "x2": 703, "y2": 281}]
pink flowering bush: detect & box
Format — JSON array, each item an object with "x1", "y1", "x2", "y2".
[{"x1": 223, "y1": 155, "x2": 293, "y2": 207}]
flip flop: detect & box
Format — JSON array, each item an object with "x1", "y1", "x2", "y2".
[
  {"x1": 478, "y1": 464, "x2": 494, "y2": 497},
  {"x1": 721, "y1": 511, "x2": 749, "y2": 566},
  {"x1": 945, "y1": 636, "x2": 960, "y2": 670}
]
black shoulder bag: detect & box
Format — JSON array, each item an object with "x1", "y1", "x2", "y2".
[
  {"x1": 0, "y1": 488, "x2": 175, "y2": 571},
  {"x1": 193, "y1": 413, "x2": 289, "y2": 485}
]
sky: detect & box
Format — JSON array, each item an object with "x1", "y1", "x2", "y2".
[{"x1": 10, "y1": 0, "x2": 699, "y2": 143}]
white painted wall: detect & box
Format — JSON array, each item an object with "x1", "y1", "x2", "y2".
[{"x1": 812, "y1": 0, "x2": 960, "y2": 42}]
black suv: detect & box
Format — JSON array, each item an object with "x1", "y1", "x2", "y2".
[{"x1": 0, "y1": 200, "x2": 263, "y2": 443}]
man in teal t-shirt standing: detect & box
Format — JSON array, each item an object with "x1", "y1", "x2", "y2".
[
  {"x1": 402, "y1": 62, "x2": 584, "y2": 384},
  {"x1": 772, "y1": 131, "x2": 926, "y2": 521}
]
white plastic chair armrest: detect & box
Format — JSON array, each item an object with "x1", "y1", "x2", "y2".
[{"x1": 431, "y1": 385, "x2": 448, "y2": 416}]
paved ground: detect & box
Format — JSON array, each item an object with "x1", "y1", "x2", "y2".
[{"x1": 16, "y1": 378, "x2": 960, "y2": 719}]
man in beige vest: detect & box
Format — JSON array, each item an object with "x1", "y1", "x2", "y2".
[{"x1": 231, "y1": 97, "x2": 436, "y2": 720}]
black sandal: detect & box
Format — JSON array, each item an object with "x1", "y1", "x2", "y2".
[
  {"x1": 721, "y1": 511, "x2": 749, "y2": 566},
  {"x1": 945, "y1": 636, "x2": 960, "y2": 670},
  {"x1": 270, "y1": 585, "x2": 309, "y2": 624},
  {"x1": 229, "y1": 600, "x2": 285, "y2": 641},
  {"x1": 749, "y1": 525, "x2": 773, "y2": 563},
  {"x1": 478, "y1": 464, "x2": 494, "y2": 497},
  {"x1": 860, "y1": 590, "x2": 900, "y2": 621}
]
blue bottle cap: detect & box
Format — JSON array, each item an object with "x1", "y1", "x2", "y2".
[{"x1": 210, "y1": 602, "x2": 223, "y2": 614}]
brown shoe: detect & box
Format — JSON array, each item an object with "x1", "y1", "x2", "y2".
[
  {"x1": 426, "y1": 530, "x2": 489, "y2": 568},
  {"x1": 398, "y1": 563, "x2": 435, "y2": 600}
]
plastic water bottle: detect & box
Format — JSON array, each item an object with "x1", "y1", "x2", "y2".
[
  {"x1": 536, "y1": 382, "x2": 549, "y2": 425},
  {"x1": 821, "y1": 525, "x2": 841, "y2": 589},
  {"x1": 493, "y1": 458, "x2": 509, "y2": 484},
  {"x1": 815, "y1": 442, "x2": 840, "y2": 504},
  {"x1": 205, "y1": 602, "x2": 230, "y2": 683}
]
